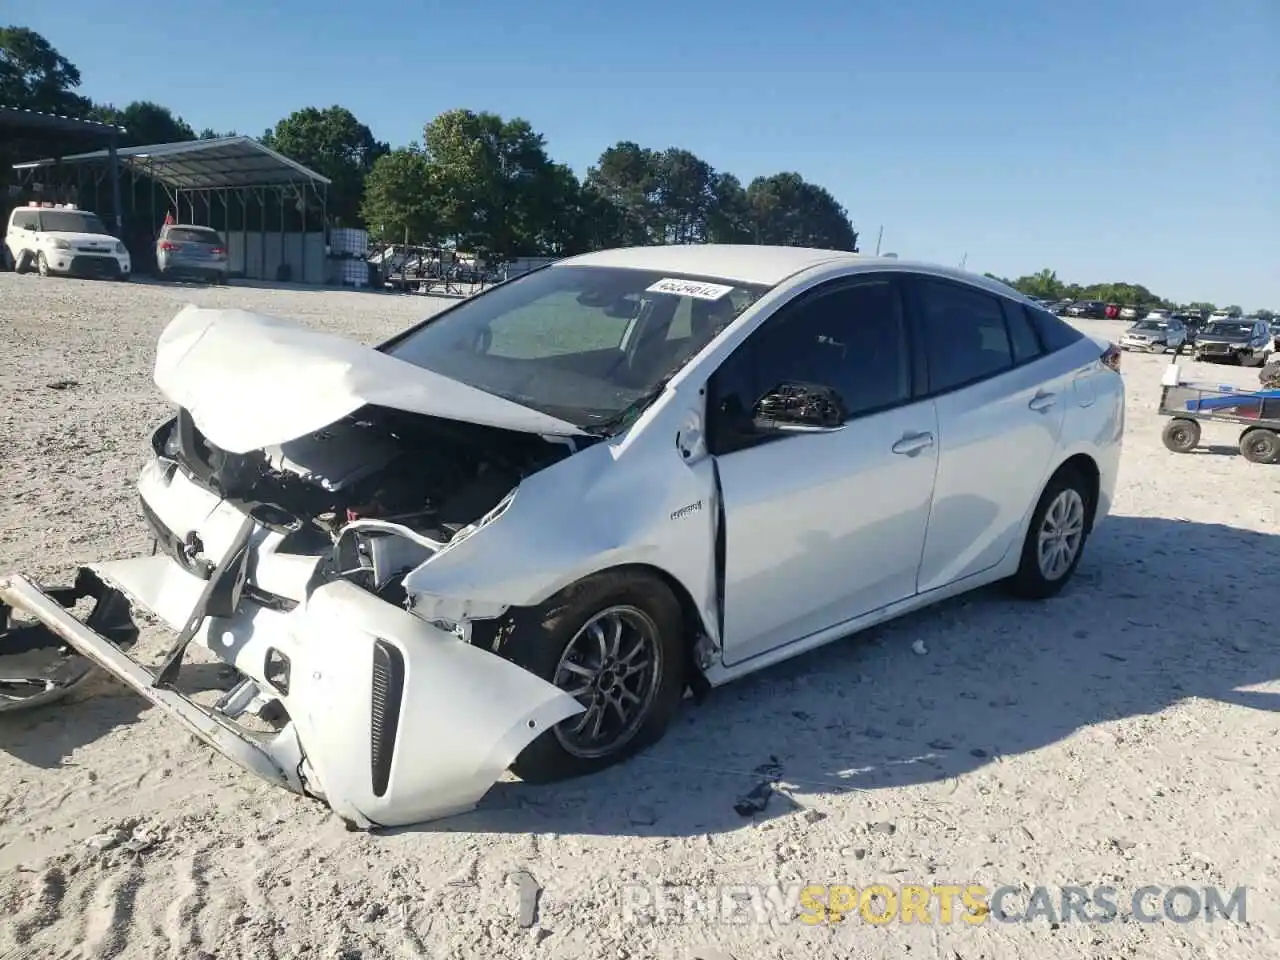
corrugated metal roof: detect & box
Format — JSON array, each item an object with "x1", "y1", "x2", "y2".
[
  {"x1": 0, "y1": 105, "x2": 125, "y2": 135},
  {"x1": 11, "y1": 136, "x2": 330, "y2": 189}
]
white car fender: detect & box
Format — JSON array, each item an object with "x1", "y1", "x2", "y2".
[{"x1": 402, "y1": 389, "x2": 723, "y2": 649}]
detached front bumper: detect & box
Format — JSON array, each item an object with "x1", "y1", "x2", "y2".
[{"x1": 1, "y1": 471, "x2": 584, "y2": 828}]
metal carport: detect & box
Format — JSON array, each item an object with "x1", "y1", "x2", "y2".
[
  {"x1": 1, "y1": 106, "x2": 127, "y2": 234},
  {"x1": 12, "y1": 137, "x2": 331, "y2": 282}
]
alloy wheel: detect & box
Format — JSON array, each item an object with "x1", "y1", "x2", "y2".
[
  {"x1": 1037, "y1": 488, "x2": 1086, "y2": 581},
  {"x1": 552, "y1": 605, "x2": 662, "y2": 759}
]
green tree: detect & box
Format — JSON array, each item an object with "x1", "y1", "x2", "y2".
[
  {"x1": 361, "y1": 146, "x2": 440, "y2": 245},
  {"x1": 584, "y1": 141, "x2": 659, "y2": 245},
  {"x1": 1224, "y1": 305, "x2": 1243, "y2": 317},
  {"x1": 422, "y1": 108, "x2": 570, "y2": 261},
  {"x1": 652, "y1": 147, "x2": 718, "y2": 244},
  {"x1": 1255, "y1": 309, "x2": 1274, "y2": 321},
  {"x1": 0, "y1": 25, "x2": 91, "y2": 116},
  {"x1": 706, "y1": 172, "x2": 753, "y2": 243},
  {"x1": 198, "y1": 127, "x2": 239, "y2": 139},
  {"x1": 262, "y1": 106, "x2": 388, "y2": 225},
  {"x1": 745, "y1": 172, "x2": 859, "y2": 250},
  {"x1": 93, "y1": 101, "x2": 195, "y2": 146}
]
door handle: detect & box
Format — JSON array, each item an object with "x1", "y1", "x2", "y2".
[
  {"x1": 891, "y1": 432, "x2": 934, "y2": 456},
  {"x1": 1028, "y1": 391, "x2": 1057, "y2": 412}
]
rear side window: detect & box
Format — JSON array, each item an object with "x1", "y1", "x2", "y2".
[
  {"x1": 913, "y1": 279, "x2": 1014, "y2": 392},
  {"x1": 1002, "y1": 301, "x2": 1043, "y2": 364},
  {"x1": 1026, "y1": 305, "x2": 1085, "y2": 353},
  {"x1": 9, "y1": 210, "x2": 37, "y2": 230}
]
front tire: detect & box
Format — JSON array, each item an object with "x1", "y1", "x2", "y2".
[
  {"x1": 1007, "y1": 467, "x2": 1092, "y2": 600},
  {"x1": 506, "y1": 569, "x2": 686, "y2": 784},
  {"x1": 1162, "y1": 418, "x2": 1201, "y2": 453}
]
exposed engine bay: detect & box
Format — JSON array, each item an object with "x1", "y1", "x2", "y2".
[{"x1": 151, "y1": 405, "x2": 576, "y2": 606}]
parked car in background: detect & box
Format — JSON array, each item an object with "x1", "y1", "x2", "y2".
[
  {"x1": 1119, "y1": 306, "x2": 1141, "y2": 320},
  {"x1": 1066, "y1": 300, "x2": 1107, "y2": 319},
  {"x1": 1207, "y1": 310, "x2": 1233, "y2": 324},
  {"x1": 1049, "y1": 300, "x2": 1073, "y2": 316},
  {"x1": 1172, "y1": 313, "x2": 1205, "y2": 344},
  {"x1": 3, "y1": 202, "x2": 131, "y2": 280},
  {"x1": 1194, "y1": 317, "x2": 1274, "y2": 366},
  {"x1": 0, "y1": 245, "x2": 1125, "y2": 829},
  {"x1": 1104, "y1": 303, "x2": 1121, "y2": 319},
  {"x1": 156, "y1": 224, "x2": 229, "y2": 283},
  {"x1": 1120, "y1": 315, "x2": 1187, "y2": 353},
  {"x1": 1269, "y1": 320, "x2": 1280, "y2": 351}
]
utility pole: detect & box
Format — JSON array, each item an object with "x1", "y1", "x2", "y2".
[{"x1": 874, "y1": 226, "x2": 883, "y2": 256}]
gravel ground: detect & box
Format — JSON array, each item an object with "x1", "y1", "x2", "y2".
[{"x1": 0, "y1": 273, "x2": 1277, "y2": 960}]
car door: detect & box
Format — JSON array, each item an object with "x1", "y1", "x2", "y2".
[
  {"x1": 904, "y1": 277, "x2": 1069, "y2": 593},
  {"x1": 709, "y1": 274, "x2": 940, "y2": 667}
]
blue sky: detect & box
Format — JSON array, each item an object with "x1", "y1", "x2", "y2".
[{"x1": 23, "y1": 1, "x2": 1279, "y2": 308}]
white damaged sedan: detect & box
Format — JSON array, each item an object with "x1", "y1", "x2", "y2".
[{"x1": 0, "y1": 245, "x2": 1124, "y2": 829}]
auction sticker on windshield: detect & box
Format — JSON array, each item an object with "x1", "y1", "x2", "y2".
[{"x1": 646, "y1": 278, "x2": 735, "y2": 300}]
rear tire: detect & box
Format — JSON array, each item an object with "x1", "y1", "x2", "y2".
[
  {"x1": 1162, "y1": 418, "x2": 1201, "y2": 453},
  {"x1": 506, "y1": 569, "x2": 686, "y2": 784},
  {"x1": 1007, "y1": 467, "x2": 1093, "y2": 600},
  {"x1": 1240, "y1": 428, "x2": 1280, "y2": 465}
]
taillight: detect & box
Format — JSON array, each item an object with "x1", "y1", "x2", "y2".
[
  {"x1": 159, "y1": 241, "x2": 182, "y2": 251},
  {"x1": 211, "y1": 247, "x2": 226, "y2": 257},
  {"x1": 1101, "y1": 343, "x2": 1121, "y2": 373}
]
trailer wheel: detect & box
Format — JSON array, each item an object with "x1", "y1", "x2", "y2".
[
  {"x1": 1239, "y1": 428, "x2": 1280, "y2": 465},
  {"x1": 1162, "y1": 418, "x2": 1201, "y2": 454}
]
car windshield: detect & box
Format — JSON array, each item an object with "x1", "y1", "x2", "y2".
[
  {"x1": 385, "y1": 264, "x2": 770, "y2": 429},
  {"x1": 36, "y1": 210, "x2": 108, "y2": 234},
  {"x1": 1202, "y1": 322, "x2": 1252, "y2": 337},
  {"x1": 165, "y1": 227, "x2": 221, "y2": 244},
  {"x1": 1134, "y1": 320, "x2": 1168, "y2": 331}
]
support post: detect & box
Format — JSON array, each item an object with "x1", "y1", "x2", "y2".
[{"x1": 108, "y1": 135, "x2": 124, "y2": 236}]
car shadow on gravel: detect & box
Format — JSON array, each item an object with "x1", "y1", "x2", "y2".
[{"x1": 409, "y1": 515, "x2": 1278, "y2": 839}]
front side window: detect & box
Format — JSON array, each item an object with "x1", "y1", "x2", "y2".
[
  {"x1": 385, "y1": 264, "x2": 769, "y2": 429},
  {"x1": 9, "y1": 210, "x2": 38, "y2": 230},
  {"x1": 914, "y1": 279, "x2": 1014, "y2": 392},
  {"x1": 36, "y1": 210, "x2": 109, "y2": 234},
  {"x1": 709, "y1": 278, "x2": 911, "y2": 452}
]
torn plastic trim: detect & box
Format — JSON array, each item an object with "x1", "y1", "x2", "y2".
[{"x1": 0, "y1": 568, "x2": 138, "y2": 713}]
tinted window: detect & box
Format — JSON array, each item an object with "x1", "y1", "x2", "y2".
[
  {"x1": 752, "y1": 279, "x2": 910, "y2": 417},
  {"x1": 709, "y1": 279, "x2": 910, "y2": 452},
  {"x1": 9, "y1": 210, "x2": 37, "y2": 230},
  {"x1": 1002, "y1": 302, "x2": 1043, "y2": 364},
  {"x1": 36, "y1": 210, "x2": 108, "y2": 233},
  {"x1": 915, "y1": 280, "x2": 1013, "y2": 392},
  {"x1": 1026, "y1": 305, "x2": 1085, "y2": 353},
  {"x1": 165, "y1": 227, "x2": 222, "y2": 244}
]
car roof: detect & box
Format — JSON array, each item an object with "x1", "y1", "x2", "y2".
[
  {"x1": 558, "y1": 244, "x2": 863, "y2": 286},
  {"x1": 555, "y1": 244, "x2": 1022, "y2": 294}
]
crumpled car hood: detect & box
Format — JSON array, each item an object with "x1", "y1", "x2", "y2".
[{"x1": 154, "y1": 305, "x2": 587, "y2": 454}]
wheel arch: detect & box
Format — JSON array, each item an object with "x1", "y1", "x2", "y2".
[
  {"x1": 472, "y1": 560, "x2": 715, "y2": 694},
  {"x1": 1048, "y1": 452, "x2": 1101, "y2": 532}
]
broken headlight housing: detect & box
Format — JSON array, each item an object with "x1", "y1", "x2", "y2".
[{"x1": 151, "y1": 416, "x2": 180, "y2": 460}]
